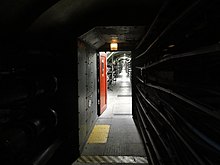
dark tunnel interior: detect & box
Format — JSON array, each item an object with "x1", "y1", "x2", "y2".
[{"x1": 0, "y1": 0, "x2": 220, "y2": 165}]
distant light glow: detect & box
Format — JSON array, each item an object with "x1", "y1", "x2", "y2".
[
  {"x1": 168, "y1": 44, "x2": 175, "y2": 48},
  {"x1": 110, "y1": 43, "x2": 118, "y2": 51}
]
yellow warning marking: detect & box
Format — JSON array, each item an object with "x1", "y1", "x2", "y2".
[
  {"x1": 76, "y1": 156, "x2": 148, "y2": 164},
  {"x1": 87, "y1": 125, "x2": 110, "y2": 143}
]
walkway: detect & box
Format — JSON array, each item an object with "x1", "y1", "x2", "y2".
[{"x1": 73, "y1": 69, "x2": 147, "y2": 165}]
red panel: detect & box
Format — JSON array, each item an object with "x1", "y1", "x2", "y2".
[{"x1": 99, "y1": 52, "x2": 107, "y2": 115}]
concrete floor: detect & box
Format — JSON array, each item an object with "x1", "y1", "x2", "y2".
[{"x1": 73, "y1": 69, "x2": 147, "y2": 165}]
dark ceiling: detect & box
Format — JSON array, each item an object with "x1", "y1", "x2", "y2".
[
  {"x1": 0, "y1": 0, "x2": 164, "y2": 41},
  {"x1": 79, "y1": 26, "x2": 146, "y2": 51}
]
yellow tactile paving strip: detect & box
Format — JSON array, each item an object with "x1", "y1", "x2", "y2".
[{"x1": 87, "y1": 125, "x2": 110, "y2": 144}]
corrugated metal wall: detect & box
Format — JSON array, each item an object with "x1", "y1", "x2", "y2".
[
  {"x1": 78, "y1": 40, "x2": 98, "y2": 152},
  {"x1": 132, "y1": 1, "x2": 220, "y2": 164}
]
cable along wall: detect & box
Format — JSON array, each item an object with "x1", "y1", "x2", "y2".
[{"x1": 132, "y1": 0, "x2": 220, "y2": 164}]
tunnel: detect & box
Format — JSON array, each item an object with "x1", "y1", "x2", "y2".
[{"x1": 0, "y1": 0, "x2": 220, "y2": 165}]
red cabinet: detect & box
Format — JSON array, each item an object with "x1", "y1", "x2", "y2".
[{"x1": 99, "y1": 52, "x2": 107, "y2": 115}]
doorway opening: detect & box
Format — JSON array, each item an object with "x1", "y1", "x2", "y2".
[
  {"x1": 100, "y1": 51, "x2": 132, "y2": 117},
  {"x1": 76, "y1": 27, "x2": 147, "y2": 164},
  {"x1": 73, "y1": 50, "x2": 147, "y2": 164}
]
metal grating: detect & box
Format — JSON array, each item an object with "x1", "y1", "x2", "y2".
[
  {"x1": 117, "y1": 95, "x2": 132, "y2": 97},
  {"x1": 113, "y1": 112, "x2": 132, "y2": 115},
  {"x1": 119, "y1": 86, "x2": 131, "y2": 88}
]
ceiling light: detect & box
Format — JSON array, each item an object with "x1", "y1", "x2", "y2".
[{"x1": 110, "y1": 43, "x2": 118, "y2": 51}]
